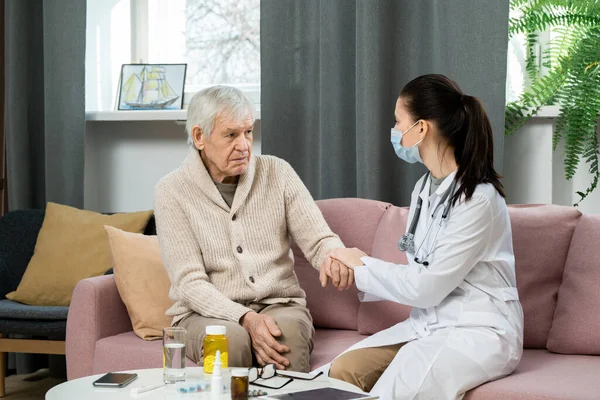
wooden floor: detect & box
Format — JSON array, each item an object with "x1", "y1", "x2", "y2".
[{"x1": 3, "y1": 369, "x2": 64, "y2": 400}]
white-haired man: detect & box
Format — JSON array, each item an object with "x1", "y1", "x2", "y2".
[{"x1": 154, "y1": 86, "x2": 350, "y2": 372}]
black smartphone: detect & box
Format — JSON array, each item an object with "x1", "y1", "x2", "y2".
[{"x1": 92, "y1": 372, "x2": 138, "y2": 387}]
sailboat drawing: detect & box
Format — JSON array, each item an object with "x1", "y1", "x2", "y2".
[{"x1": 120, "y1": 66, "x2": 181, "y2": 109}]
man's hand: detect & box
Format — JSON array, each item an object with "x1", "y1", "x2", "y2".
[
  {"x1": 329, "y1": 247, "x2": 368, "y2": 270},
  {"x1": 240, "y1": 311, "x2": 290, "y2": 370},
  {"x1": 319, "y1": 254, "x2": 355, "y2": 290}
]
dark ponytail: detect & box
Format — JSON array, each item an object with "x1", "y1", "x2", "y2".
[
  {"x1": 456, "y1": 95, "x2": 504, "y2": 203},
  {"x1": 399, "y1": 74, "x2": 504, "y2": 205}
]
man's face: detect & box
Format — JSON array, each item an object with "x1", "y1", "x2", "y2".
[{"x1": 193, "y1": 111, "x2": 255, "y2": 183}]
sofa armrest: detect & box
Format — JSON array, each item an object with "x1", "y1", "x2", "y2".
[{"x1": 66, "y1": 275, "x2": 132, "y2": 380}]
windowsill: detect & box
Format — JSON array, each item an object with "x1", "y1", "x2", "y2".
[
  {"x1": 86, "y1": 107, "x2": 261, "y2": 122},
  {"x1": 86, "y1": 110, "x2": 188, "y2": 122},
  {"x1": 534, "y1": 105, "x2": 560, "y2": 118},
  {"x1": 85, "y1": 105, "x2": 554, "y2": 122}
]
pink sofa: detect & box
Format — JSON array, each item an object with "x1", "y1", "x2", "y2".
[{"x1": 66, "y1": 198, "x2": 600, "y2": 399}]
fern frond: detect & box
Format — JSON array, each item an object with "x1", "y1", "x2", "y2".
[
  {"x1": 521, "y1": 0, "x2": 600, "y2": 19},
  {"x1": 505, "y1": 62, "x2": 567, "y2": 135},
  {"x1": 509, "y1": 12, "x2": 600, "y2": 37},
  {"x1": 558, "y1": 31, "x2": 600, "y2": 182},
  {"x1": 543, "y1": 27, "x2": 584, "y2": 69},
  {"x1": 510, "y1": 0, "x2": 531, "y2": 11},
  {"x1": 508, "y1": 0, "x2": 600, "y2": 204},
  {"x1": 525, "y1": 32, "x2": 540, "y2": 81},
  {"x1": 573, "y1": 67, "x2": 600, "y2": 205}
]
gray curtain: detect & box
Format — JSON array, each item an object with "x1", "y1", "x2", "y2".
[
  {"x1": 5, "y1": 0, "x2": 86, "y2": 211},
  {"x1": 261, "y1": 0, "x2": 509, "y2": 206},
  {"x1": 4, "y1": 0, "x2": 86, "y2": 376}
]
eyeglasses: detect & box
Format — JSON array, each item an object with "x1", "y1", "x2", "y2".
[{"x1": 248, "y1": 364, "x2": 324, "y2": 390}]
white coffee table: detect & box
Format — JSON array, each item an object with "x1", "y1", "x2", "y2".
[{"x1": 46, "y1": 367, "x2": 367, "y2": 399}]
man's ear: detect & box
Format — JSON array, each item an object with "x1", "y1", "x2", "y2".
[{"x1": 192, "y1": 126, "x2": 205, "y2": 150}]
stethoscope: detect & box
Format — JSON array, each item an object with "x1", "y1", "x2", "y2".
[{"x1": 398, "y1": 173, "x2": 458, "y2": 266}]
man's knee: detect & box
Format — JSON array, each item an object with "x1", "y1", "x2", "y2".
[
  {"x1": 225, "y1": 323, "x2": 253, "y2": 367},
  {"x1": 276, "y1": 317, "x2": 313, "y2": 372},
  {"x1": 278, "y1": 317, "x2": 313, "y2": 345}
]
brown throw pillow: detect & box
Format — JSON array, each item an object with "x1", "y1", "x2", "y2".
[
  {"x1": 105, "y1": 225, "x2": 173, "y2": 340},
  {"x1": 6, "y1": 202, "x2": 153, "y2": 306}
]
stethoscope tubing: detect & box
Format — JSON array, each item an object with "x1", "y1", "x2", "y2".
[{"x1": 400, "y1": 174, "x2": 458, "y2": 266}]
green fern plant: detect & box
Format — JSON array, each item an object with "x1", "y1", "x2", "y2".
[{"x1": 506, "y1": 0, "x2": 600, "y2": 205}]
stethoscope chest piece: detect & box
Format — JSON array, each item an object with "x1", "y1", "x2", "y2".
[{"x1": 398, "y1": 232, "x2": 414, "y2": 253}]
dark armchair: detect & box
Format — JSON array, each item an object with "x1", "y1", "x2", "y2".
[
  {"x1": 0, "y1": 209, "x2": 156, "y2": 397},
  {"x1": 0, "y1": 209, "x2": 68, "y2": 397}
]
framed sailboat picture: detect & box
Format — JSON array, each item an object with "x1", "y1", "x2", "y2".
[{"x1": 117, "y1": 64, "x2": 187, "y2": 110}]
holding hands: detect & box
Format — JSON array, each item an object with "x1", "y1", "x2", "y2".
[
  {"x1": 329, "y1": 248, "x2": 368, "y2": 269},
  {"x1": 319, "y1": 248, "x2": 369, "y2": 290},
  {"x1": 319, "y1": 256, "x2": 354, "y2": 290}
]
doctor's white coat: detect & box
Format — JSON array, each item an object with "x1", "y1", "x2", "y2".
[{"x1": 317, "y1": 172, "x2": 524, "y2": 400}]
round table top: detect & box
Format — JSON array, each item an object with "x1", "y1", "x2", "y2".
[{"x1": 46, "y1": 367, "x2": 366, "y2": 400}]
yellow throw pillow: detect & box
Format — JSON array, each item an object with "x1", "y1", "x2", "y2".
[
  {"x1": 104, "y1": 225, "x2": 173, "y2": 340},
  {"x1": 6, "y1": 202, "x2": 153, "y2": 306}
]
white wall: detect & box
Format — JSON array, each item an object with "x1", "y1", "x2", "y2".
[
  {"x1": 503, "y1": 116, "x2": 600, "y2": 214},
  {"x1": 503, "y1": 119, "x2": 554, "y2": 205},
  {"x1": 84, "y1": 120, "x2": 261, "y2": 213}
]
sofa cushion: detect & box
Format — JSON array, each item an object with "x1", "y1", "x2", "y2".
[
  {"x1": 294, "y1": 198, "x2": 390, "y2": 330},
  {"x1": 465, "y1": 349, "x2": 600, "y2": 400},
  {"x1": 93, "y1": 331, "x2": 196, "y2": 375},
  {"x1": 547, "y1": 214, "x2": 600, "y2": 355},
  {"x1": 0, "y1": 318, "x2": 66, "y2": 336},
  {"x1": 0, "y1": 299, "x2": 68, "y2": 320},
  {"x1": 358, "y1": 205, "x2": 412, "y2": 335},
  {"x1": 508, "y1": 205, "x2": 581, "y2": 349},
  {"x1": 311, "y1": 329, "x2": 367, "y2": 369},
  {"x1": 105, "y1": 226, "x2": 173, "y2": 341},
  {"x1": 6, "y1": 203, "x2": 154, "y2": 306}
]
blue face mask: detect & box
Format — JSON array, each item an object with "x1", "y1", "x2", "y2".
[{"x1": 390, "y1": 120, "x2": 423, "y2": 164}]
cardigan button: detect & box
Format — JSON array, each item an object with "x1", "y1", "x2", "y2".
[
  {"x1": 249, "y1": 276, "x2": 255, "y2": 283},
  {"x1": 237, "y1": 246, "x2": 243, "y2": 254},
  {"x1": 232, "y1": 214, "x2": 237, "y2": 221}
]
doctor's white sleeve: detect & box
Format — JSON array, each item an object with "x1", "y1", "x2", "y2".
[{"x1": 353, "y1": 194, "x2": 494, "y2": 309}]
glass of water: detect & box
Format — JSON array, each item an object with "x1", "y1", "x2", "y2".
[{"x1": 163, "y1": 327, "x2": 186, "y2": 383}]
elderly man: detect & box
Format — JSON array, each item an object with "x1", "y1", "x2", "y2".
[{"x1": 154, "y1": 86, "x2": 351, "y2": 372}]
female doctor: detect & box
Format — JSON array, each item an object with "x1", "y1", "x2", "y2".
[{"x1": 324, "y1": 74, "x2": 524, "y2": 400}]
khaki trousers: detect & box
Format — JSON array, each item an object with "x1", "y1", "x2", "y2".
[
  {"x1": 330, "y1": 343, "x2": 405, "y2": 392},
  {"x1": 177, "y1": 302, "x2": 314, "y2": 372}
]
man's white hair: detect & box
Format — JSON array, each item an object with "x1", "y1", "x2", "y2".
[{"x1": 185, "y1": 86, "x2": 255, "y2": 146}]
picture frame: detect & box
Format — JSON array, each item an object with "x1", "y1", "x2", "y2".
[{"x1": 117, "y1": 63, "x2": 187, "y2": 110}]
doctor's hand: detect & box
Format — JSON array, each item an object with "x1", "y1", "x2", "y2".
[
  {"x1": 319, "y1": 254, "x2": 355, "y2": 290},
  {"x1": 329, "y1": 248, "x2": 368, "y2": 270}
]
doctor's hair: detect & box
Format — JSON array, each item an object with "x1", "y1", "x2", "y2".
[{"x1": 399, "y1": 74, "x2": 505, "y2": 205}]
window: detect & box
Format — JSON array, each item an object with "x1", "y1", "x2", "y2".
[
  {"x1": 143, "y1": 0, "x2": 260, "y2": 87},
  {"x1": 506, "y1": 31, "x2": 555, "y2": 104},
  {"x1": 86, "y1": 0, "x2": 260, "y2": 112},
  {"x1": 505, "y1": 6, "x2": 559, "y2": 104}
]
